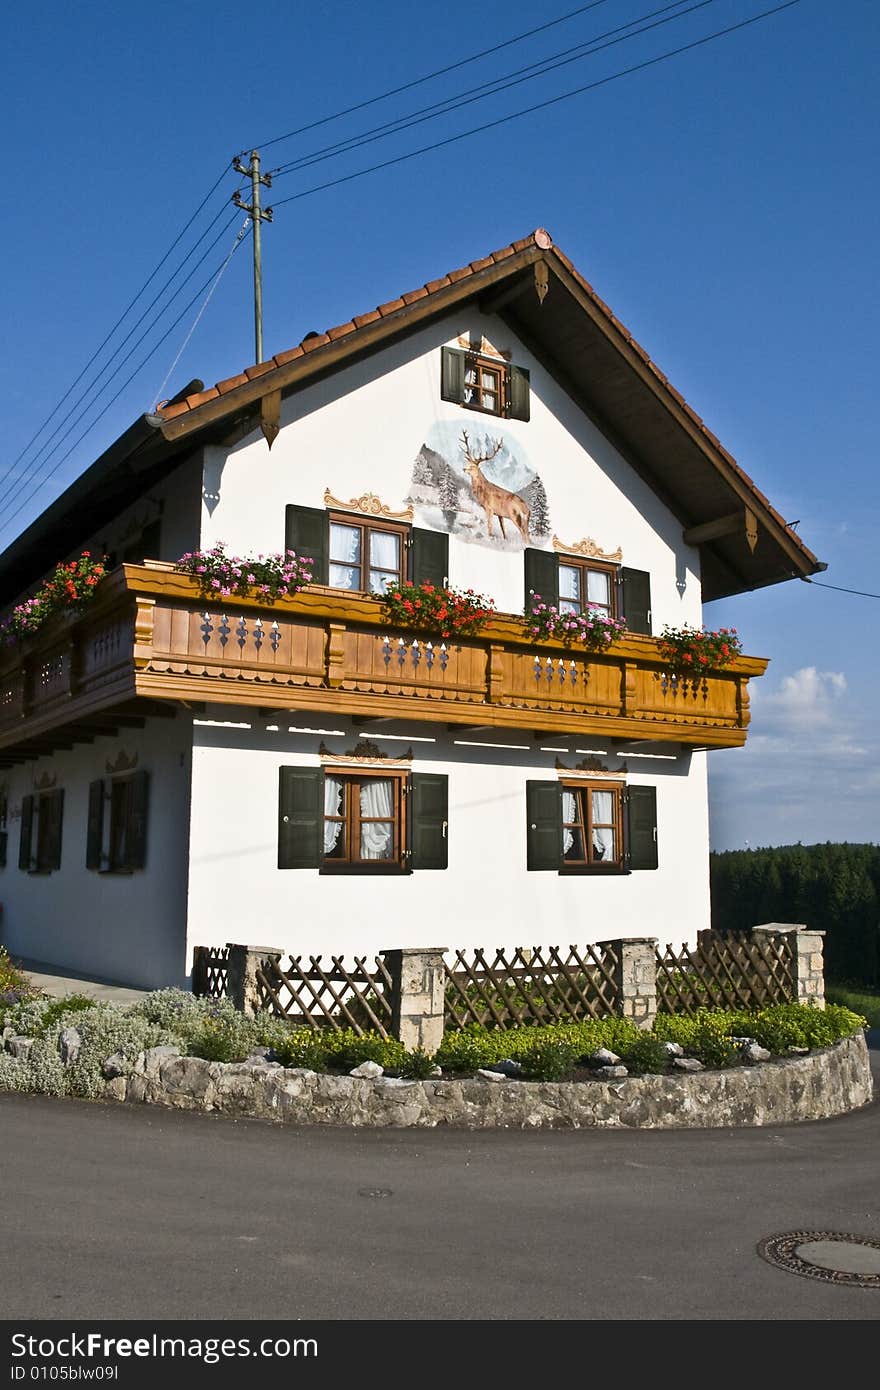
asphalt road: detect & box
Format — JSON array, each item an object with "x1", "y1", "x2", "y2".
[{"x1": 2, "y1": 1039, "x2": 878, "y2": 1323}]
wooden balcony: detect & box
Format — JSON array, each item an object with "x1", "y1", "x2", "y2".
[{"x1": 0, "y1": 564, "x2": 767, "y2": 762}]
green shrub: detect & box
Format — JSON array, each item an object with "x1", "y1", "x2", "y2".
[
  {"x1": 690, "y1": 1028, "x2": 739, "y2": 1069},
  {"x1": 398, "y1": 1048, "x2": 437, "y2": 1080},
  {"x1": 64, "y1": 1006, "x2": 173, "y2": 1098},
  {"x1": 0, "y1": 948, "x2": 32, "y2": 994},
  {"x1": 622, "y1": 1035, "x2": 670, "y2": 1075},
  {"x1": 826, "y1": 984, "x2": 880, "y2": 1029},
  {"x1": 518, "y1": 1041, "x2": 578, "y2": 1081},
  {"x1": 322, "y1": 1030, "x2": 407, "y2": 1073},
  {"x1": 271, "y1": 1028, "x2": 329, "y2": 1071},
  {"x1": 653, "y1": 1009, "x2": 738, "y2": 1048},
  {"x1": 185, "y1": 1011, "x2": 262, "y2": 1063}
]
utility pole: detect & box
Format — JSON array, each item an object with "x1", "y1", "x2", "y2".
[{"x1": 232, "y1": 151, "x2": 273, "y2": 363}]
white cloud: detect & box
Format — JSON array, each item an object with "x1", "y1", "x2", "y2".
[
  {"x1": 755, "y1": 665, "x2": 847, "y2": 730},
  {"x1": 709, "y1": 665, "x2": 878, "y2": 849}
]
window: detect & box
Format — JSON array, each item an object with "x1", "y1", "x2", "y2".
[
  {"x1": 86, "y1": 771, "x2": 149, "y2": 872},
  {"x1": 19, "y1": 790, "x2": 64, "y2": 874},
  {"x1": 440, "y1": 346, "x2": 530, "y2": 421},
  {"x1": 286, "y1": 505, "x2": 450, "y2": 593},
  {"x1": 279, "y1": 767, "x2": 448, "y2": 872},
  {"x1": 524, "y1": 549, "x2": 652, "y2": 635},
  {"x1": 561, "y1": 783, "x2": 622, "y2": 867},
  {"x1": 328, "y1": 515, "x2": 407, "y2": 595},
  {"x1": 558, "y1": 559, "x2": 618, "y2": 620},
  {"x1": 323, "y1": 772, "x2": 404, "y2": 867},
  {"x1": 526, "y1": 781, "x2": 658, "y2": 872},
  {"x1": 0, "y1": 789, "x2": 7, "y2": 869}
]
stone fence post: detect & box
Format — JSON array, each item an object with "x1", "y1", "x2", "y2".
[
  {"x1": 226, "y1": 943, "x2": 284, "y2": 1017},
  {"x1": 596, "y1": 937, "x2": 658, "y2": 1030},
  {"x1": 751, "y1": 924, "x2": 826, "y2": 1009},
  {"x1": 383, "y1": 946, "x2": 448, "y2": 1052}
]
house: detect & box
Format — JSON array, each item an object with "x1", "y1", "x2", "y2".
[{"x1": 0, "y1": 229, "x2": 821, "y2": 990}]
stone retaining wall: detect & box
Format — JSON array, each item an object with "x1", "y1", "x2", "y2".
[{"x1": 100, "y1": 1033, "x2": 873, "y2": 1130}]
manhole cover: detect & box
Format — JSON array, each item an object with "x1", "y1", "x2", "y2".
[{"x1": 757, "y1": 1231, "x2": 880, "y2": 1288}]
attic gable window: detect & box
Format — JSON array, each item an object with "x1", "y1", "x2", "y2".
[{"x1": 441, "y1": 347, "x2": 530, "y2": 421}]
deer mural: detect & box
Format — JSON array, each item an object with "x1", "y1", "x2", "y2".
[{"x1": 459, "y1": 430, "x2": 531, "y2": 542}]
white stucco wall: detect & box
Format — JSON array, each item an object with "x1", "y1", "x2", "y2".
[
  {"x1": 197, "y1": 311, "x2": 702, "y2": 627},
  {"x1": 0, "y1": 715, "x2": 193, "y2": 988},
  {"x1": 185, "y1": 710, "x2": 710, "y2": 968}
]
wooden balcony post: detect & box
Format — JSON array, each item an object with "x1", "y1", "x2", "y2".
[
  {"x1": 326, "y1": 621, "x2": 346, "y2": 688},
  {"x1": 487, "y1": 643, "x2": 504, "y2": 704},
  {"x1": 132, "y1": 597, "x2": 156, "y2": 670},
  {"x1": 736, "y1": 676, "x2": 751, "y2": 728},
  {"x1": 621, "y1": 661, "x2": 637, "y2": 717}
]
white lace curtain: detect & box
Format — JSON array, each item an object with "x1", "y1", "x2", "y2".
[
  {"x1": 562, "y1": 788, "x2": 616, "y2": 860},
  {"x1": 323, "y1": 775, "x2": 394, "y2": 859},
  {"x1": 359, "y1": 778, "x2": 394, "y2": 859},
  {"x1": 324, "y1": 775, "x2": 344, "y2": 854}
]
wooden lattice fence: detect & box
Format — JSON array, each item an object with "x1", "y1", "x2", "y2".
[
  {"x1": 254, "y1": 954, "x2": 394, "y2": 1037},
  {"x1": 655, "y1": 931, "x2": 795, "y2": 1014},
  {"x1": 444, "y1": 943, "x2": 620, "y2": 1029},
  {"x1": 191, "y1": 944, "x2": 231, "y2": 1000}
]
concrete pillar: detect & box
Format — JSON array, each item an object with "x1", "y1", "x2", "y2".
[
  {"x1": 225, "y1": 943, "x2": 284, "y2": 1017},
  {"x1": 384, "y1": 946, "x2": 448, "y2": 1053},
  {"x1": 597, "y1": 936, "x2": 658, "y2": 1030},
  {"x1": 752, "y1": 924, "x2": 826, "y2": 1010}
]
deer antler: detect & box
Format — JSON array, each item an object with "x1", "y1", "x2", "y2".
[{"x1": 459, "y1": 429, "x2": 504, "y2": 467}]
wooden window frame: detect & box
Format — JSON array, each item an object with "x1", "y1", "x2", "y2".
[
  {"x1": 327, "y1": 512, "x2": 410, "y2": 596},
  {"x1": 320, "y1": 767, "x2": 408, "y2": 875},
  {"x1": 461, "y1": 352, "x2": 509, "y2": 419},
  {"x1": 557, "y1": 557, "x2": 620, "y2": 621},
  {"x1": 559, "y1": 779, "x2": 625, "y2": 874}
]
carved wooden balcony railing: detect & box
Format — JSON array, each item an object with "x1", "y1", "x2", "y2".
[{"x1": 0, "y1": 564, "x2": 767, "y2": 759}]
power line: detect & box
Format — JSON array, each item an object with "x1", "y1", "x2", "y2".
[
  {"x1": 801, "y1": 578, "x2": 880, "y2": 600},
  {"x1": 248, "y1": 0, "x2": 617, "y2": 154},
  {"x1": 152, "y1": 217, "x2": 251, "y2": 407},
  {"x1": 271, "y1": 1, "x2": 803, "y2": 210},
  {"x1": 0, "y1": 163, "x2": 234, "y2": 497},
  {"x1": 269, "y1": 0, "x2": 709, "y2": 182},
  {"x1": 1, "y1": 211, "x2": 242, "y2": 523},
  {"x1": 1, "y1": 203, "x2": 240, "y2": 514},
  {"x1": 0, "y1": 228, "x2": 252, "y2": 537}
]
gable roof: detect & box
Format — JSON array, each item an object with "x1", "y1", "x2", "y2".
[{"x1": 0, "y1": 228, "x2": 821, "y2": 604}]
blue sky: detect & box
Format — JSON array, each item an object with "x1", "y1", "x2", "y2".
[{"x1": 1, "y1": 0, "x2": 877, "y2": 850}]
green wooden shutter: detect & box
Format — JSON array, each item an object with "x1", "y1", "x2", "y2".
[
  {"x1": 125, "y1": 771, "x2": 149, "y2": 870},
  {"x1": 284, "y1": 505, "x2": 328, "y2": 585},
  {"x1": 621, "y1": 567, "x2": 652, "y2": 634},
  {"x1": 410, "y1": 528, "x2": 448, "y2": 587},
  {"x1": 86, "y1": 780, "x2": 105, "y2": 870},
  {"x1": 409, "y1": 773, "x2": 448, "y2": 870},
  {"x1": 625, "y1": 785, "x2": 658, "y2": 870},
  {"x1": 509, "y1": 365, "x2": 531, "y2": 421},
  {"x1": 279, "y1": 766, "x2": 322, "y2": 869},
  {"x1": 18, "y1": 795, "x2": 33, "y2": 871},
  {"x1": 526, "y1": 781, "x2": 561, "y2": 871},
  {"x1": 524, "y1": 547, "x2": 559, "y2": 611},
  {"x1": 440, "y1": 347, "x2": 466, "y2": 403}
]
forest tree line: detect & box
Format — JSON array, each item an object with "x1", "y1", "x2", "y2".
[{"x1": 710, "y1": 842, "x2": 880, "y2": 987}]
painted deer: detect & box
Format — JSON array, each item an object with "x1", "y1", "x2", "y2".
[{"x1": 459, "y1": 430, "x2": 531, "y2": 541}]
